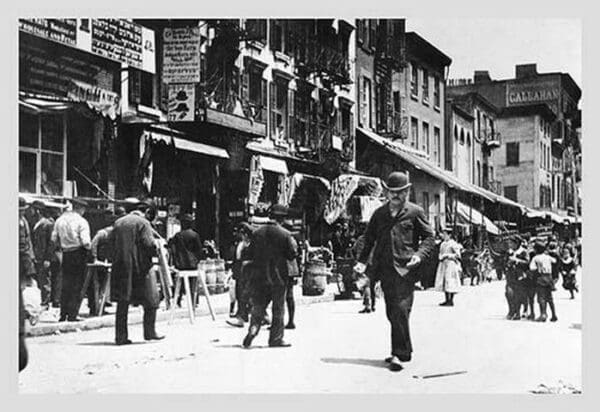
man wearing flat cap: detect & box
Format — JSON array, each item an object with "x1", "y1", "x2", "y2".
[
  {"x1": 354, "y1": 171, "x2": 435, "y2": 371},
  {"x1": 51, "y1": 198, "x2": 91, "y2": 322},
  {"x1": 110, "y1": 199, "x2": 164, "y2": 345},
  {"x1": 243, "y1": 204, "x2": 298, "y2": 348}
]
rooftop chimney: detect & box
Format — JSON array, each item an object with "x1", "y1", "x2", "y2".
[
  {"x1": 474, "y1": 70, "x2": 491, "y2": 84},
  {"x1": 515, "y1": 64, "x2": 538, "y2": 79}
]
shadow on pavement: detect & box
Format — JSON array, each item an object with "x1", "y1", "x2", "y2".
[
  {"x1": 213, "y1": 344, "x2": 274, "y2": 349},
  {"x1": 321, "y1": 357, "x2": 388, "y2": 369},
  {"x1": 77, "y1": 341, "x2": 150, "y2": 347}
]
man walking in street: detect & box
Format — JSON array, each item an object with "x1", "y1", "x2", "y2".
[
  {"x1": 111, "y1": 200, "x2": 164, "y2": 345},
  {"x1": 243, "y1": 205, "x2": 298, "y2": 348},
  {"x1": 51, "y1": 198, "x2": 91, "y2": 322},
  {"x1": 32, "y1": 201, "x2": 59, "y2": 310},
  {"x1": 354, "y1": 171, "x2": 435, "y2": 372}
]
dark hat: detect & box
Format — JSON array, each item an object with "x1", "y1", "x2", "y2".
[
  {"x1": 71, "y1": 198, "x2": 88, "y2": 207},
  {"x1": 19, "y1": 197, "x2": 28, "y2": 211},
  {"x1": 114, "y1": 206, "x2": 127, "y2": 217},
  {"x1": 533, "y1": 240, "x2": 547, "y2": 253},
  {"x1": 138, "y1": 198, "x2": 156, "y2": 209},
  {"x1": 269, "y1": 204, "x2": 288, "y2": 217},
  {"x1": 31, "y1": 200, "x2": 46, "y2": 210},
  {"x1": 180, "y1": 213, "x2": 194, "y2": 223},
  {"x1": 383, "y1": 171, "x2": 412, "y2": 192}
]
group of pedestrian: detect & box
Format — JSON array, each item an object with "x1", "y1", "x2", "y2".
[
  {"x1": 224, "y1": 205, "x2": 299, "y2": 348},
  {"x1": 505, "y1": 235, "x2": 580, "y2": 322}
]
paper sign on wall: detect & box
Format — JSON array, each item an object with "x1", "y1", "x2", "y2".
[{"x1": 168, "y1": 84, "x2": 195, "y2": 121}]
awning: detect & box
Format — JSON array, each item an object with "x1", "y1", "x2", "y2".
[
  {"x1": 19, "y1": 90, "x2": 119, "y2": 120},
  {"x1": 19, "y1": 193, "x2": 68, "y2": 210},
  {"x1": 525, "y1": 208, "x2": 547, "y2": 219},
  {"x1": 455, "y1": 201, "x2": 500, "y2": 234},
  {"x1": 173, "y1": 137, "x2": 229, "y2": 159},
  {"x1": 259, "y1": 155, "x2": 289, "y2": 174},
  {"x1": 144, "y1": 126, "x2": 229, "y2": 159},
  {"x1": 359, "y1": 127, "x2": 528, "y2": 211},
  {"x1": 358, "y1": 127, "x2": 493, "y2": 201}
]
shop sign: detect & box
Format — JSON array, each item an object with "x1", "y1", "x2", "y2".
[
  {"x1": 67, "y1": 80, "x2": 121, "y2": 119},
  {"x1": 323, "y1": 174, "x2": 360, "y2": 224},
  {"x1": 168, "y1": 84, "x2": 195, "y2": 121},
  {"x1": 248, "y1": 155, "x2": 264, "y2": 206},
  {"x1": 19, "y1": 18, "x2": 156, "y2": 73},
  {"x1": 163, "y1": 27, "x2": 201, "y2": 84}
]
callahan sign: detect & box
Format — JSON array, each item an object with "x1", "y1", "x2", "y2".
[{"x1": 508, "y1": 88, "x2": 559, "y2": 104}]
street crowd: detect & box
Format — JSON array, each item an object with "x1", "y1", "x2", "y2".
[{"x1": 18, "y1": 172, "x2": 582, "y2": 374}]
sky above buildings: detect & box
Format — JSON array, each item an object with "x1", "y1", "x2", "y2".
[{"x1": 406, "y1": 18, "x2": 582, "y2": 89}]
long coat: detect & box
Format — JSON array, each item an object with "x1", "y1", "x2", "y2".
[
  {"x1": 434, "y1": 239, "x2": 462, "y2": 293},
  {"x1": 110, "y1": 211, "x2": 158, "y2": 306},
  {"x1": 247, "y1": 221, "x2": 297, "y2": 287}
]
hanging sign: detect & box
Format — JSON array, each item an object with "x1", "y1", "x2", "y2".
[
  {"x1": 248, "y1": 155, "x2": 264, "y2": 206},
  {"x1": 163, "y1": 27, "x2": 201, "y2": 84},
  {"x1": 67, "y1": 80, "x2": 121, "y2": 119},
  {"x1": 323, "y1": 174, "x2": 361, "y2": 224},
  {"x1": 168, "y1": 84, "x2": 195, "y2": 121}
]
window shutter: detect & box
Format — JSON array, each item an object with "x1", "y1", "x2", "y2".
[
  {"x1": 288, "y1": 89, "x2": 295, "y2": 142},
  {"x1": 269, "y1": 20, "x2": 277, "y2": 51},
  {"x1": 270, "y1": 81, "x2": 277, "y2": 140},
  {"x1": 241, "y1": 69, "x2": 249, "y2": 104},
  {"x1": 129, "y1": 69, "x2": 141, "y2": 105},
  {"x1": 385, "y1": 84, "x2": 393, "y2": 132},
  {"x1": 357, "y1": 20, "x2": 363, "y2": 44},
  {"x1": 359, "y1": 78, "x2": 366, "y2": 127},
  {"x1": 349, "y1": 111, "x2": 355, "y2": 139},
  {"x1": 369, "y1": 19, "x2": 377, "y2": 50},
  {"x1": 261, "y1": 78, "x2": 268, "y2": 123}
]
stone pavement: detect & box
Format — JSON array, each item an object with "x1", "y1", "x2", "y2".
[{"x1": 18, "y1": 279, "x2": 581, "y2": 393}]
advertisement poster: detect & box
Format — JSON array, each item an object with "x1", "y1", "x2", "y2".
[
  {"x1": 167, "y1": 84, "x2": 195, "y2": 121},
  {"x1": 163, "y1": 27, "x2": 201, "y2": 84}
]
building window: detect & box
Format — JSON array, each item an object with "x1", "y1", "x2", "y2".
[
  {"x1": 270, "y1": 77, "x2": 289, "y2": 144},
  {"x1": 506, "y1": 142, "x2": 520, "y2": 166},
  {"x1": 411, "y1": 64, "x2": 419, "y2": 97},
  {"x1": 242, "y1": 63, "x2": 268, "y2": 123},
  {"x1": 433, "y1": 76, "x2": 440, "y2": 108},
  {"x1": 490, "y1": 166, "x2": 494, "y2": 182},
  {"x1": 434, "y1": 194, "x2": 441, "y2": 230},
  {"x1": 504, "y1": 185, "x2": 518, "y2": 202},
  {"x1": 411, "y1": 117, "x2": 419, "y2": 148},
  {"x1": 246, "y1": 19, "x2": 267, "y2": 44},
  {"x1": 476, "y1": 110, "x2": 481, "y2": 139},
  {"x1": 460, "y1": 129, "x2": 465, "y2": 145},
  {"x1": 477, "y1": 161, "x2": 481, "y2": 186},
  {"x1": 467, "y1": 132, "x2": 471, "y2": 146},
  {"x1": 422, "y1": 122, "x2": 430, "y2": 154},
  {"x1": 393, "y1": 91, "x2": 400, "y2": 113},
  {"x1": 454, "y1": 125, "x2": 458, "y2": 141},
  {"x1": 422, "y1": 192, "x2": 430, "y2": 222},
  {"x1": 362, "y1": 77, "x2": 372, "y2": 128},
  {"x1": 434, "y1": 127, "x2": 441, "y2": 167},
  {"x1": 422, "y1": 69, "x2": 429, "y2": 104},
  {"x1": 19, "y1": 110, "x2": 66, "y2": 195},
  {"x1": 269, "y1": 19, "x2": 286, "y2": 54},
  {"x1": 294, "y1": 88, "x2": 312, "y2": 148}
]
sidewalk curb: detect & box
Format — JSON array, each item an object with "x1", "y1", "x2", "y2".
[{"x1": 26, "y1": 291, "x2": 336, "y2": 338}]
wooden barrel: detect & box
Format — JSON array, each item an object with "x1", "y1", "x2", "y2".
[
  {"x1": 215, "y1": 259, "x2": 227, "y2": 294},
  {"x1": 204, "y1": 259, "x2": 217, "y2": 294},
  {"x1": 302, "y1": 261, "x2": 329, "y2": 296}
]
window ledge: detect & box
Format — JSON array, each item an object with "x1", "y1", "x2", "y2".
[
  {"x1": 410, "y1": 94, "x2": 419, "y2": 102},
  {"x1": 274, "y1": 51, "x2": 291, "y2": 65},
  {"x1": 422, "y1": 98, "x2": 430, "y2": 107},
  {"x1": 434, "y1": 105, "x2": 441, "y2": 113}
]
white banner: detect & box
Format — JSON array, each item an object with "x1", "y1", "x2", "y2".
[
  {"x1": 323, "y1": 174, "x2": 361, "y2": 225},
  {"x1": 163, "y1": 27, "x2": 201, "y2": 84}
]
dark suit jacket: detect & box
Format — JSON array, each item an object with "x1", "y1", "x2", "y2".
[
  {"x1": 358, "y1": 201, "x2": 435, "y2": 279},
  {"x1": 247, "y1": 221, "x2": 297, "y2": 287},
  {"x1": 110, "y1": 211, "x2": 157, "y2": 305},
  {"x1": 168, "y1": 228, "x2": 203, "y2": 270}
]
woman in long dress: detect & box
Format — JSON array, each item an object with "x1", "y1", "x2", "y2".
[{"x1": 434, "y1": 229, "x2": 462, "y2": 306}]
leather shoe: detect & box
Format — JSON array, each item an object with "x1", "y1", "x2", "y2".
[
  {"x1": 388, "y1": 356, "x2": 404, "y2": 372},
  {"x1": 226, "y1": 318, "x2": 245, "y2": 328},
  {"x1": 144, "y1": 334, "x2": 165, "y2": 341},
  {"x1": 242, "y1": 334, "x2": 254, "y2": 348},
  {"x1": 359, "y1": 308, "x2": 372, "y2": 314},
  {"x1": 269, "y1": 340, "x2": 292, "y2": 348},
  {"x1": 285, "y1": 323, "x2": 296, "y2": 329},
  {"x1": 115, "y1": 339, "x2": 132, "y2": 346},
  {"x1": 386, "y1": 354, "x2": 411, "y2": 363}
]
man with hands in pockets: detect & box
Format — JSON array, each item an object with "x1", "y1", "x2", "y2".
[{"x1": 354, "y1": 171, "x2": 435, "y2": 372}]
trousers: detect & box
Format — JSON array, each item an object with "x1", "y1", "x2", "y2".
[
  {"x1": 115, "y1": 301, "x2": 158, "y2": 342},
  {"x1": 247, "y1": 280, "x2": 287, "y2": 345},
  {"x1": 60, "y1": 248, "x2": 87, "y2": 320},
  {"x1": 380, "y1": 266, "x2": 414, "y2": 361}
]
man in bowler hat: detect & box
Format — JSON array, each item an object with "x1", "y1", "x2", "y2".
[
  {"x1": 110, "y1": 199, "x2": 164, "y2": 345},
  {"x1": 243, "y1": 204, "x2": 298, "y2": 348},
  {"x1": 354, "y1": 171, "x2": 435, "y2": 371}
]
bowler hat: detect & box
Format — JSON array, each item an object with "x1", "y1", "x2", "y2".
[
  {"x1": 383, "y1": 171, "x2": 412, "y2": 192},
  {"x1": 269, "y1": 204, "x2": 288, "y2": 217},
  {"x1": 31, "y1": 200, "x2": 46, "y2": 210},
  {"x1": 180, "y1": 213, "x2": 194, "y2": 223},
  {"x1": 19, "y1": 197, "x2": 28, "y2": 211},
  {"x1": 71, "y1": 198, "x2": 88, "y2": 207}
]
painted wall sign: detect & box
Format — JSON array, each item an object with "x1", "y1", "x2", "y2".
[
  {"x1": 67, "y1": 79, "x2": 121, "y2": 119},
  {"x1": 167, "y1": 84, "x2": 195, "y2": 121},
  {"x1": 506, "y1": 81, "x2": 560, "y2": 113},
  {"x1": 162, "y1": 27, "x2": 201, "y2": 84},
  {"x1": 19, "y1": 18, "x2": 156, "y2": 73}
]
